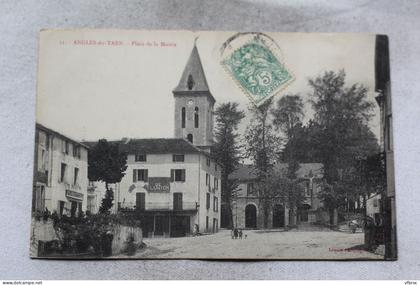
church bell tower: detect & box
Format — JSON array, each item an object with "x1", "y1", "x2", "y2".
[{"x1": 173, "y1": 44, "x2": 215, "y2": 150}]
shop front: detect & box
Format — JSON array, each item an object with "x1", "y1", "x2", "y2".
[
  {"x1": 137, "y1": 211, "x2": 196, "y2": 238},
  {"x1": 65, "y1": 189, "x2": 84, "y2": 217}
]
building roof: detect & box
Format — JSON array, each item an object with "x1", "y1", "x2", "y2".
[
  {"x1": 229, "y1": 164, "x2": 259, "y2": 181},
  {"x1": 174, "y1": 45, "x2": 209, "y2": 92},
  {"x1": 229, "y1": 163, "x2": 324, "y2": 181},
  {"x1": 274, "y1": 163, "x2": 324, "y2": 178},
  {"x1": 36, "y1": 123, "x2": 89, "y2": 149},
  {"x1": 83, "y1": 138, "x2": 219, "y2": 157},
  {"x1": 118, "y1": 138, "x2": 201, "y2": 154},
  {"x1": 173, "y1": 45, "x2": 215, "y2": 103},
  {"x1": 82, "y1": 140, "x2": 120, "y2": 148}
]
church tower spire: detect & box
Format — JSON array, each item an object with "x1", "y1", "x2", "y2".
[{"x1": 173, "y1": 43, "x2": 215, "y2": 149}]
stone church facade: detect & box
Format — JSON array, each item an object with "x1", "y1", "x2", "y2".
[{"x1": 226, "y1": 163, "x2": 329, "y2": 229}]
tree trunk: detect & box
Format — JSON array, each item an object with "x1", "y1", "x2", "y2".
[
  {"x1": 228, "y1": 205, "x2": 234, "y2": 229},
  {"x1": 263, "y1": 200, "x2": 269, "y2": 228}
]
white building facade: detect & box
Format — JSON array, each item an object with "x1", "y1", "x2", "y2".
[
  {"x1": 115, "y1": 139, "x2": 221, "y2": 237},
  {"x1": 33, "y1": 123, "x2": 89, "y2": 217}
]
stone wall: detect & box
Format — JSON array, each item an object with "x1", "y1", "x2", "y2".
[
  {"x1": 30, "y1": 217, "x2": 143, "y2": 257},
  {"x1": 30, "y1": 218, "x2": 59, "y2": 257},
  {"x1": 111, "y1": 224, "x2": 143, "y2": 255}
]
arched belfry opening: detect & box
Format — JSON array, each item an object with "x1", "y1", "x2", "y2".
[
  {"x1": 194, "y1": 107, "x2": 199, "y2": 128},
  {"x1": 181, "y1": 107, "x2": 186, "y2": 128},
  {"x1": 187, "y1": 134, "x2": 193, "y2": 144},
  {"x1": 187, "y1": 74, "x2": 195, "y2": 90}
]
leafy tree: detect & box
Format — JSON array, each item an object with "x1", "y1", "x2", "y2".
[
  {"x1": 272, "y1": 94, "x2": 304, "y2": 138},
  {"x1": 284, "y1": 120, "x2": 322, "y2": 163},
  {"x1": 308, "y1": 70, "x2": 375, "y2": 182},
  {"x1": 100, "y1": 188, "x2": 114, "y2": 214},
  {"x1": 244, "y1": 98, "x2": 281, "y2": 175},
  {"x1": 212, "y1": 102, "x2": 245, "y2": 229},
  {"x1": 271, "y1": 94, "x2": 304, "y2": 178},
  {"x1": 244, "y1": 98, "x2": 282, "y2": 227},
  {"x1": 271, "y1": 94, "x2": 308, "y2": 224},
  {"x1": 307, "y1": 70, "x2": 379, "y2": 221},
  {"x1": 363, "y1": 152, "x2": 386, "y2": 194},
  {"x1": 88, "y1": 139, "x2": 128, "y2": 214}
]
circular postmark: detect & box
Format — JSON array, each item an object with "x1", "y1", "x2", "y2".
[{"x1": 220, "y1": 32, "x2": 295, "y2": 107}]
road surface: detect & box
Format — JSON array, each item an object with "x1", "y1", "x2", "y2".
[{"x1": 131, "y1": 226, "x2": 383, "y2": 260}]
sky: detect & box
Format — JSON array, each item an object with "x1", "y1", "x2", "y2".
[{"x1": 37, "y1": 30, "x2": 379, "y2": 142}]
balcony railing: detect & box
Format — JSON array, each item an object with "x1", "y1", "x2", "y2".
[{"x1": 119, "y1": 201, "x2": 198, "y2": 212}]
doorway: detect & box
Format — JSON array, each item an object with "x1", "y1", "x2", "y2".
[
  {"x1": 170, "y1": 216, "x2": 190, "y2": 237},
  {"x1": 70, "y1": 201, "x2": 78, "y2": 217},
  {"x1": 154, "y1": 215, "x2": 169, "y2": 236},
  {"x1": 173, "y1": 193, "x2": 183, "y2": 211},
  {"x1": 299, "y1": 204, "x2": 311, "y2": 222},
  {"x1": 245, "y1": 204, "x2": 257, "y2": 228},
  {"x1": 272, "y1": 204, "x2": 285, "y2": 228}
]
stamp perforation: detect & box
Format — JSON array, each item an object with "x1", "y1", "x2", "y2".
[{"x1": 220, "y1": 34, "x2": 295, "y2": 108}]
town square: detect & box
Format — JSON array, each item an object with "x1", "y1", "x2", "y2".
[{"x1": 30, "y1": 30, "x2": 395, "y2": 260}]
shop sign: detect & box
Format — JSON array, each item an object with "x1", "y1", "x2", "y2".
[
  {"x1": 66, "y1": 189, "x2": 84, "y2": 201},
  {"x1": 145, "y1": 177, "x2": 171, "y2": 193}
]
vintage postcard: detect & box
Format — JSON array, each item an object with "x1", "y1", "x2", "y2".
[{"x1": 31, "y1": 30, "x2": 396, "y2": 260}]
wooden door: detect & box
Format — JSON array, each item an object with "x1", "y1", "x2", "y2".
[
  {"x1": 173, "y1": 193, "x2": 183, "y2": 211},
  {"x1": 136, "y1": 192, "x2": 145, "y2": 211}
]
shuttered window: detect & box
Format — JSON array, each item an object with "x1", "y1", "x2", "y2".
[
  {"x1": 213, "y1": 197, "x2": 218, "y2": 212},
  {"x1": 135, "y1": 154, "x2": 147, "y2": 162},
  {"x1": 133, "y1": 169, "x2": 148, "y2": 182},
  {"x1": 206, "y1": 193, "x2": 210, "y2": 209},
  {"x1": 60, "y1": 163, "x2": 67, "y2": 183},
  {"x1": 73, "y1": 167, "x2": 79, "y2": 185},
  {"x1": 170, "y1": 169, "x2": 185, "y2": 182},
  {"x1": 172, "y1": 154, "x2": 185, "y2": 162},
  {"x1": 247, "y1": 182, "x2": 255, "y2": 196}
]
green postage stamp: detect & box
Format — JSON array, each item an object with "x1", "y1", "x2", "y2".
[{"x1": 221, "y1": 33, "x2": 295, "y2": 107}]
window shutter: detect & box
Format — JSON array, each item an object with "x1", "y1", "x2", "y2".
[
  {"x1": 181, "y1": 169, "x2": 186, "y2": 181},
  {"x1": 144, "y1": 169, "x2": 148, "y2": 182},
  {"x1": 133, "y1": 169, "x2": 137, "y2": 182},
  {"x1": 170, "y1": 169, "x2": 174, "y2": 182}
]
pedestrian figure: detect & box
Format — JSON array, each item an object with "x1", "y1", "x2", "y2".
[
  {"x1": 231, "y1": 229, "x2": 234, "y2": 239},
  {"x1": 238, "y1": 229, "x2": 243, "y2": 239},
  {"x1": 193, "y1": 224, "x2": 199, "y2": 237},
  {"x1": 234, "y1": 228, "x2": 238, "y2": 239}
]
